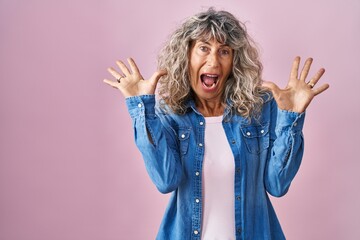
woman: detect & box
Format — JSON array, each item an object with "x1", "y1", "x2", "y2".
[{"x1": 104, "y1": 8, "x2": 329, "y2": 240}]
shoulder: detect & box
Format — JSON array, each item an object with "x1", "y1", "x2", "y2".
[
  {"x1": 155, "y1": 100, "x2": 192, "y2": 129},
  {"x1": 244, "y1": 93, "x2": 276, "y2": 125}
]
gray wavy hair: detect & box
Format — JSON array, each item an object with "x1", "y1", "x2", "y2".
[{"x1": 157, "y1": 8, "x2": 268, "y2": 118}]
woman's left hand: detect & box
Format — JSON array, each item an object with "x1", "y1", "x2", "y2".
[{"x1": 262, "y1": 56, "x2": 330, "y2": 113}]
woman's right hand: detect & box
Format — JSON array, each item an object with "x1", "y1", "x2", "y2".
[{"x1": 103, "y1": 58, "x2": 167, "y2": 98}]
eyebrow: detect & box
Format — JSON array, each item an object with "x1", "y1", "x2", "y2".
[{"x1": 197, "y1": 40, "x2": 230, "y2": 48}]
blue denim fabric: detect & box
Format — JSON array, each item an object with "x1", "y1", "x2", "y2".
[{"x1": 126, "y1": 95, "x2": 305, "y2": 240}]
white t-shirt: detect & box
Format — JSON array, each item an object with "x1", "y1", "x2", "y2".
[{"x1": 201, "y1": 115, "x2": 235, "y2": 240}]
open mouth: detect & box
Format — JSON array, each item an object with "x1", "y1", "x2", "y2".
[{"x1": 200, "y1": 74, "x2": 219, "y2": 90}]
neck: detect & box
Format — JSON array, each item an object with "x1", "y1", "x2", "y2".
[{"x1": 195, "y1": 98, "x2": 224, "y2": 117}]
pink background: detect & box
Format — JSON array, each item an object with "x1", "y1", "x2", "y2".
[{"x1": 1, "y1": 0, "x2": 359, "y2": 239}]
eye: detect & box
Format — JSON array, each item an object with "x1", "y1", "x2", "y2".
[
  {"x1": 219, "y1": 48, "x2": 231, "y2": 56},
  {"x1": 199, "y1": 46, "x2": 209, "y2": 52}
]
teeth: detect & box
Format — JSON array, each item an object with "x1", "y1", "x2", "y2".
[
  {"x1": 204, "y1": 82, "x2": 216, "y2": 88},
  {"x1": 206, "y1": 74, "x2": 218, "y2": 78}
]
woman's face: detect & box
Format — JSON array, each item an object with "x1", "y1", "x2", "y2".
[{"x1": 188, "y1": 38, "x2": 233, "y2": 104}]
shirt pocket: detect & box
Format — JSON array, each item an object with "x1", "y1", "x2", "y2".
[
  {"x1": 240, "y1": 123, "x2": 270, "y2": 154},
  {"x1": 178, "y1": 127, "x2": 191, "y2": 155}
]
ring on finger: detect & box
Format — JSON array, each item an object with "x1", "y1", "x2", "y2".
[
  {"x1": 116, "y1": 75, "x2": 124, "y2": 83},
  {"x1": 307, "y1": 81, "x2": 315, "y2": 89}
]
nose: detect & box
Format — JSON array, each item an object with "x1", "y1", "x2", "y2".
[{"x1": 206, "y1": 51, "x2": 220, "y2": 68}]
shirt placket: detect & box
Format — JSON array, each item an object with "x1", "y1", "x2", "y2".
[
  {"x1": 223, "y1": 119, "x2": 244, "y2": 240},
  {"x1": 191, "y1": 115, "x2": 205, "y2": 239}
]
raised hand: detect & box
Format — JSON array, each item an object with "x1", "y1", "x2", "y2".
[
  {"x1": 262, "y1": 56, "x2": 330, "y2": 113},
  {"x1": 103, "y1": 58, "x2": 167, "y2": 98}
]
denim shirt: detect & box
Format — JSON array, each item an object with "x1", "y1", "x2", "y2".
[{"x1": 126, "y1": 94, "x2": 305, "y2": 240}]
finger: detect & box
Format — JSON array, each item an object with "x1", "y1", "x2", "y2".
[
  {"x1": 127, "y1": 58, "x2": 143, "y2": 78},
  {"x1": 107, "y1": 67, "x2": 123, "y2": 80},
  {"x1": 103, "y1": 79, "x2": 120, "y2": 89},
  {"x1": 116, "y1": 60, "x2": 131, "y2": 76},
  {"x1": 299, "y1": 57, "x2": 313, "y2": 82},
  {"x1": 149, "y1": 70, "x2": 167, "y2": 85},
  {"x1": 308, "y1": 68, "x2": 325, "y2": 86},
  {"x1": 290, "y1": 56, "x2": 301, "y2": 80},
  {"x1": 262, "y1": 80, "x2": 281, "y2": 97},
  {"x1": 313, "y1": 83, "x2": 330, "y2": 96}
]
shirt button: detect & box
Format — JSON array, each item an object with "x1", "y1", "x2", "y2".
[
  {"x1": 236, "y1": 168, "x2": 241, "y2": 173},
  {"x1": 232, "y1": 140, "x2": 236, "y2": 144},
  {"x1": 237, "y1": 227, "x2": 242, "y2": 233},
  {"x1": 195, "y1": 171, "x2": 200, "y2": 176},
  {"x1": 194, "y1": 230, "x2": 199, "y2": 235},
  {"x1": 260, "y1": 129, "x2": 265, "y2": 134},
  {"x1": 137, "y1": 103, "x2": 142, "y2": 108},
  {"x1": 199, "y1": 121, "x2": 204, "y2": 126},
  {"x1": 181, "y1": 134, "x2": 186, "y2": 139},
  {"x1": 246, "y1": 132, "x2": 251, "y2": 136},
  {"x1": 198, "y1": 143, "x2": 203, "y2": 147},
  {"x1": 195, "y1": 198, "x2": 200, "y2": 203},
  {"x1": 294, "y1": 122, "x2": 298, "y2": 127},
  {"x1": 236, "y1": 196, "x2": 241, "y2": 201}
]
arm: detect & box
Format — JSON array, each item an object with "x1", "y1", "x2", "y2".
[
  {"x1": 104, "y1": 58, "x2": 182, "y2": 193},
  {"x1": 264, "y1": 100, "x2": 305, "y2": 197},
  {"x1": 126, "y1": 95, "x2": 183, "y2": 194},
  {"x1": 262, "y1": 56, "x2": 329, "y2": 197}
]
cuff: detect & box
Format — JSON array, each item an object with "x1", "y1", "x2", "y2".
[
  {"x1": 275, "y1": 108, "x2": 305, "y2": 133},
  {"x1": 125, "y1": 95, "x2": 156, "y2": 118}
]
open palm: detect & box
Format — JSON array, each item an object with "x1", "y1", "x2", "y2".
[
  {"x1": 262, "y1": 57, "x2": 330, "y2": 113},
  {"x1": 103, "y1": 58, "x2": 167, "y2": 98}
]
